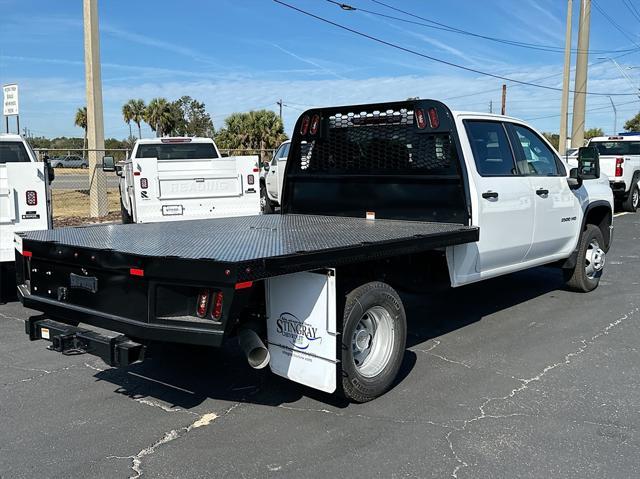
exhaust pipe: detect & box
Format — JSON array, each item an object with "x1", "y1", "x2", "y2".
[{"x1": 238, "y1": 325, "x2": 270, "y2": 369}]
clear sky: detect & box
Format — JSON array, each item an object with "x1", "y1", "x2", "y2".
[{"x1": 1, "y1": 0, "x2": 639, "y2": 139}]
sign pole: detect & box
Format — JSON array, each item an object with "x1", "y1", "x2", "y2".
[{"x1": 16, "y1": 115, "x2": 20, "y2": 135}]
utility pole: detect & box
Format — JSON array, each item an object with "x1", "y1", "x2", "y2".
[
  {"x1": 571, "y1": 0, "x2": 591, "y2": 148},
  {"x1": 83, "y1": 0, "x2": 107, "y2": 217},
  {"x1": 277, "y1": 99, "x2": 283, "y2": 121},
  {"x1": 559, "y1": 0, "x2": 573, "y2": 156},
  {"x1": 501, "y1": 84, "x2": 507, "y2": 115},
  {"x1": 489, "y1": 100, "x2": 493, "y2": 114}
]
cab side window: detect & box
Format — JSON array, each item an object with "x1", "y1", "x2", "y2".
[
  {"x1": 510, "y1": 125, "x2": 563, "y2": 176},
  {"x1": 464, "y1": 121, "x2": 517, "y2": 176}
]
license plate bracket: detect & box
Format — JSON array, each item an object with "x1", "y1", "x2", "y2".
[{"x1": 69, "y1": 273, "x2": 98, "y2": 293}]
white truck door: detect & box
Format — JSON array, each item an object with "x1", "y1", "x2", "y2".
[
  {"x1": 266, "y1": 145, "x2": 282, "y2": 200},
  {"x1": 507, "y1": 123, "x2": 581, "y2": 260},
  {"x1": 276, "y1": 142, "x2": 290, "y2": 202},
  {"x1": 463, "y1": 120, "x2": 535, "y2": 272},
  {"x1": 0, "y1": 163, "x2": 50, "y2": 263}
]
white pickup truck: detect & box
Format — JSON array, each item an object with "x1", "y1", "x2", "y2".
[
  {"x1": 18, "y1": 100, "x2": 614, "y2": 402},
  {"x1": 588, "y1": 134, "x2": 640, "y2": 212},
  {"x1": 0, "y1": 134, "x2": 53, "y2": 301},
  {"x1": 261, "y1": 139, "x2": 290, "y2": 213},
  {"x1": 105, "y1": 137, "x2": 261, "y2": 223}
]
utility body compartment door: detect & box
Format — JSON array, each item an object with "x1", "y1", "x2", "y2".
[{"x1": 0, "y1": 163, "x2": 50, "y2": 263}]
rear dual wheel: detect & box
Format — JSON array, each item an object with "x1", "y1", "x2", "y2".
[{"x1": 338, "y1": 282, "x2": 406, "y2": 403}]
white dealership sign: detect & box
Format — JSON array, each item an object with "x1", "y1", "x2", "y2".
[{"x1": 3, "y1": 84, "x2": 19, "y2": 116}]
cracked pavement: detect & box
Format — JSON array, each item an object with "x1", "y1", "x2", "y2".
[{"x1": 0, "y1": 213, "x2": 639, "y2": 478}]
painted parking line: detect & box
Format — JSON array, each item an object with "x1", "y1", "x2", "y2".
[{"x1": 614, "y1": 212, "x2": 631, "y2": 217}]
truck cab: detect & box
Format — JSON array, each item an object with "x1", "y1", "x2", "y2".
[
  {"x1": 587, "y1": 134, "x2": 640, "y2": 212},
  {"x1": 108, "y1": 137, "x2": 261, "y2": 223},
  {"x1": 0, "y1": 134, "x2": 52, "y2": 301}
]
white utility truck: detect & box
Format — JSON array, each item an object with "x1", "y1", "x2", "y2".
[
  {"x1": 0, "y1": 134, "x2": 53, "y2": 301},
  {"x1": 106, "y1": 137, "x2": 260, "y2": 223},
  {"x1": 588, "y1": 134, "x2": 640, "y2": 212},
  {"x1": 261, "y1": 139, "x2": 290, "y2": 212},
  {"x1": 17, "y1": 100, "x2": 613, "y2": 402}
]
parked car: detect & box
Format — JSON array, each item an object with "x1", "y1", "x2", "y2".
[
  {"x1": 16, "y1": 99, "x2": 613, "y2": 402},
  {"x1": 260, "y1": 139, "x2": 290, "y2": 212},
  {"x1": 587, "y1": 134, "x2": 640, "y2": 212},
  {"x1": 50, "y1": 155, "x2": 88, "y2": 168}
]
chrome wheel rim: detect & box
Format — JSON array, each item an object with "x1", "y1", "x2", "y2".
[
  {"x1": 352, "y1": 306, "x2": 395, "y2": 378},
  {"x1": 585, "y1": 239, "x2": 605, "y2": 279},
  {"x1": 633, "y1": 189, "x2": 639, "y2": 208}
]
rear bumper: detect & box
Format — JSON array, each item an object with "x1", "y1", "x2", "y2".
[
  {"x1": 18, "y1": 285, "x2": 225, "y2": 347},
  {"x1": 609, "y1": 181, "x2": 627, "y2": 197}
]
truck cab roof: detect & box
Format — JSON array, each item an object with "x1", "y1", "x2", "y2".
[
  {"x1": 0, "y1": 133, "x2": 26, "y2": 142},
  {"x1": 590, "y1": 135, "x2": 640, "y2": 142},
  {"x1": 134, "y1": 137, "x2": 215, "y2": 145}
]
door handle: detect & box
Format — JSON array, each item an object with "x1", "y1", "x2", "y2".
[
  {"x1": 482, "y1": 191, "x2": 499, "y2": 199},
  {"x1": 536, "y1": 188, "x2": 549, "y2": 196}
]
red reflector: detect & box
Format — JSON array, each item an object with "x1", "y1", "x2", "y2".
[
  {"x1": 299, "y1": 115, "x2": 310, "y2": 135},
  {"x1": 252, "y1": 168, "x2": 260, "y2": 173},
  {"x1": 615, "y1": 157, "x2": 624, "y2": 177},
  {"x1": 247, "y1": 174, "x2": 255, "y2": 185},
  {"x1": 140, "y1": 178, "x2": 148, "y2": 189},
  {"x1": 196, "y1": 290, "x2": 209, "y2": 318},
  {"x1": 133, "y1": 171, "x2": 141, "y2": 176},
  {"x1": 26, "y1": 190, "x2": 38, "y2": 206},
  {"x1": 234, "y1": 281, "x2": 253, "y2": 290},
  {"x1": 130, "y1": 268, "x2": 144, "y2": 277},
  {"x1": 309, "y1": 114, "x2": 320, "y2": 135},
  {"x1": 415, "y1": 109, "x2": 427, "y2": 129},
  {"x1": 23, "y1": 250, "x2": 33, "y2": 258},
  {"x1": 427, "y1": 107, "x2": 440, "y2": 129},
  {"x1": 212, "y1": 291, "x2": 224, "y2": 319}
]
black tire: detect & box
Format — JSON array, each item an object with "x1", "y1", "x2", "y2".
[
  {"x1": 564, "y1": 224, "x2": 606, "y2": 292},
  {"x1": 338, "y1": 281, "x2": 406, "y2": 403},
  {"x1": 621, "y1": 182, "x2": 639, "y2": 212},
  {"x1": 260, "y1": 184, "x2": 274, "y2": 214}
]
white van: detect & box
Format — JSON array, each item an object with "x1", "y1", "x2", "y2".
[
  {"x1": 105, "y1": 137, "x2": 261, "y2": 223},
  {"x1": 0, "y1": 134, "x2": 53, "y2": 301}
]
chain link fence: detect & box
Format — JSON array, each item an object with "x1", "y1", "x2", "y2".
[
  {"x1": 34, "y1": 148, "x2": 276, "y2": 227},
  {"x1": 35, "y1": 148, "x2": 128, "y2": 227}
]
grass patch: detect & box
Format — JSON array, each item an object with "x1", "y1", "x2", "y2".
[{"x1": 52, "y1": 189, "x2": 121, "y2": 227}]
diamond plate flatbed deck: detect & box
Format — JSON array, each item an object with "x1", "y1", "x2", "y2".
[{"x1": 18, "y1": 214, "x2": 478, "y2": 280}]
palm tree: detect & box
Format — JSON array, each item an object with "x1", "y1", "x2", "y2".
[
  {"x1": 74, "y1": 106, "x2": 88, "y2": 154},
  {"x1": 144, "y1": 98, "x2": 173, "y2": 137},
  {"x1": 122, "y1": 102, "x2": 133, "y2": 138},
  {"x1": 128, "y1": 99, "x2": 146, "y2": 139}
]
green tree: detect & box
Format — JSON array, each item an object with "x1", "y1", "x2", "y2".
[
  {"x1": 74, "y1": 106, "x2": 88, "y2": 153},
  {"x1": 128, "y1": 99, "x2": 146, "y2": 139},
  {"x1": 215, "y1": 110, "x2": 287, "y2": 162},
  {"x1": 584, "y1": 127, "x2": 604, "y2": 139},
  {"x1": 122, "y1": 102, "x2": 134, "y2": 139},
  {"x1": 171, "y1": 96, "x2": 214, "y2": 137},
  {"x1": 623, "y1": 112, "x2": 640, "y2": 132},
  {"x1": 542, "y1": 132, "x2": 560, "y2": 150},
  {"x1": 144, "y1": 98, "x2": 174, "y2": 137}
]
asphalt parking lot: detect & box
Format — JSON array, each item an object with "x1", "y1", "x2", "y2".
[{"x1": 0, "y1": 212, "x2": 638, "y2": 478}]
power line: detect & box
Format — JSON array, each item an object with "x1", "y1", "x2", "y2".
[
  {"x1": 622, "y1": 0, "x2": 640, "y2": 23},
  {"x1": 325, "y1": 0, "x2": 639, "y2": 55},
  {"x1": 593, "y1": 0, "x2": 640, "y2": 48},
  {"x1": 274, "y1": 0, "x2": 639, "y2": 96}
]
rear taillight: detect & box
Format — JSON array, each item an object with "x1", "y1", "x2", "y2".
[
  {"x1": 26, "y1": 190, "x2": 38, "y2": 206},
  {"x1": 140, "y1": 178, "x2": 148, "y2": 189},
  {"x1": 196, "y1": 290, "x2": 209, "y2": 318},
  {"x1": 309, "y1": 114, "x2": 320, "y2": 135},
  {"x1": 247, "y1": 174, "x2": 255, "y2": 185},
  {"x1": 212, "y1": 291, "x2": 224, "y2": 320},
  {"x1": 615, "y1": 157, "x2": 624, "y2": 177}
]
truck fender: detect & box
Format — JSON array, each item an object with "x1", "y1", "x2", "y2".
[{"x1": 561, "y1": 200, "x2": 612, "y2": 270}]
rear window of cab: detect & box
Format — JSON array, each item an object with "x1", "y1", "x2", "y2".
[{"x1": 0, "y1": 142, "x2": 31, "y2": 163}]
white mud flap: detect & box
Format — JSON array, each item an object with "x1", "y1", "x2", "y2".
[{"x1": 266, "y1": 270, "x2": 337, "y2": 393}]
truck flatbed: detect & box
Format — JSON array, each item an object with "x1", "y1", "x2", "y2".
[{"x1": 17, "y1": 214, "x2": 478, "y2": 281}]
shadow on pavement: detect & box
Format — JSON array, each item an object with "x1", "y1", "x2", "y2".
[{"x1": 88, "y1": 266, "x2": 563, "y2": 410}]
